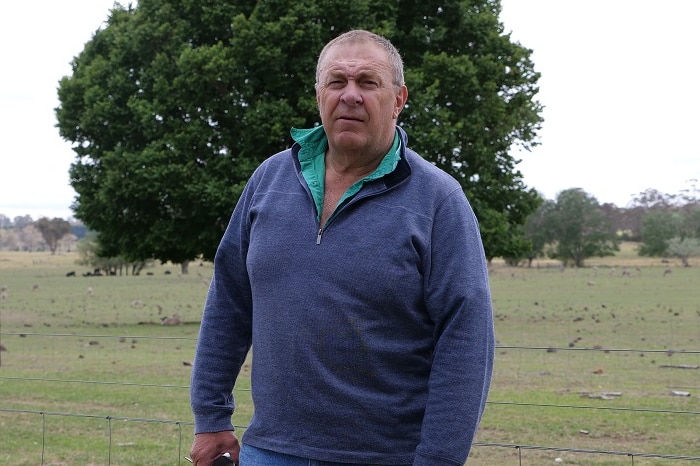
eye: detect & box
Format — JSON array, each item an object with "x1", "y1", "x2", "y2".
[
  {"x1": 360, "y1": 78, "x2": 380, "y2": 88},
  {"x1": 327, "y1": 79, "x2": 345, "y2": 89}
]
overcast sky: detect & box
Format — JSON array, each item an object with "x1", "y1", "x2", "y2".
[{"x1": 1, "y1": 1, "x2": 698, "y2": 220}]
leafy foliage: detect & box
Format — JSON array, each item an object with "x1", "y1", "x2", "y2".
[
  {"x1": 56, "y1": 0, "x2": 543, "y2": 264},
  {"x1": 638, "y1": 210, "x2": 680, "y2": 257},
  {"x1": 636, "y1": 181, "x2": 700, "y2": 261},
  {"x1": 35, "y1": 217, "x2": 71, "y2": 255},
  {"x1": 520, "y1": 195, "x2": 553, "y2": 266},
  {"x1": 539, "y1": 188, "x2": 619, "y2": 267},
  {"x1": 75, "y1": 231, "x2": 151, "y2": 275}
]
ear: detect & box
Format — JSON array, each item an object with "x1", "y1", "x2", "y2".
[{"x1": 393, "y1": 85, "x2": 408, "y2": 119}]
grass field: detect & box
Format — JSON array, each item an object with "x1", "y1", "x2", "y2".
[{"x1": 0, "y1": 245, "x2": 698, "y2": 465}]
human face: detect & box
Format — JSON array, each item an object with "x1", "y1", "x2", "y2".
[{"x1": 316, "y1": 42, "x2": 408, "y2": 161}]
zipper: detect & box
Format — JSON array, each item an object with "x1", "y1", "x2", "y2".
[
  {"x1": 312, "y1": 179, "x2": 399, "y2": 245},
  {"x1": 314, "y1": 196, "x2": 355, "y2": 245}
]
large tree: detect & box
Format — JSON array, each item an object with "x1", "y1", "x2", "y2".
[
  {"x1": 541, "y1": 188, "x2": 619, "y2": 267},
  {"x1": 56, "y1": 0, "x2": 542, "y2": 267}
]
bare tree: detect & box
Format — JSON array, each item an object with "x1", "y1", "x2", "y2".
[
  {"x1": 18, "y1": 225, "x2": 42, "y2": 252},
  {"x1": 667, "y1": 237, "x2": 700, "y2": 267}
]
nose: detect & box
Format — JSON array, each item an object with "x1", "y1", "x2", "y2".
[{"x1": 340, "y1": 82, "x2": 362, "y2": 106}]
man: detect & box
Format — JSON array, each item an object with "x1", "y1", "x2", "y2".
[{"x1": 190, "y1": 30, "x2": 495, "y2": 466}]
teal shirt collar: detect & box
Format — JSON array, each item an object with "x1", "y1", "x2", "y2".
[{"x1": 291, "y1": 126, "x2": 402, "y2": 224}]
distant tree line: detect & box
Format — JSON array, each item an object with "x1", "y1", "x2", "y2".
[
  {"x1": 0, "y1": 216, "x2": 153, "y2": 274},
  {"x1": 0, "y1": 216, "x2": 81, "y2": 254},
  {"x1": 631, "y1": 184, "x2": 700, "y2": 267},
  {"x1": 516, "y1": 180, "x2": 700, "y2": 267},
  {"x1": 3, "y1": 180, "x2": 698, "y2": 269}
]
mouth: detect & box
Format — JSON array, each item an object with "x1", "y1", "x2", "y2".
[{"x1": 337, "y1": 115, "x2": 364, "y2": 122}]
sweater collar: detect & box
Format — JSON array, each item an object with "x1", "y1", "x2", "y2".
[{"x1": 290, "y1": 125, "x2": 402, "y2": 178}]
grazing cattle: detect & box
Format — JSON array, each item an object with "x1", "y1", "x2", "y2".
[{"x1": 66, "y1": 271, "x2": 76, "y2": 277}]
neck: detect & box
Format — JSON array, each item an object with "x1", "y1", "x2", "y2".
[
  {"x1": 325, "y1": 133, "x2": 394, "y2": 176},
  {"x1": 325, "y1": 149, "x2": 384, "y2": 178}
]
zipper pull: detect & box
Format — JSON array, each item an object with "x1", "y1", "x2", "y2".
[{"x1": 316, "y1": 227, "x2": 323, "y2": 245}]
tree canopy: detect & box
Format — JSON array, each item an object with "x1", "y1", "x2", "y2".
[
  {"x1": 635, "y1": 181, "x2": 700, "y2": 264},
  {"x1": 537, "y1": 188, "x2": 619, "y2": 267},
  {"x1": 638, "y1": 210, "x2": 680, "y2": 257},
  {"x1": 56, "y1": 0, "x2": 543, "y2": 266},
  {"x1": 35, "y1": 217, "x2": 71, "y2": 255}
]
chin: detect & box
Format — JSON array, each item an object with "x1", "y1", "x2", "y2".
[{"x1": 331, "y1": 132, "x2": 368, "y2": 151}]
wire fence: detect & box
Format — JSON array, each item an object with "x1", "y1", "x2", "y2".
[{"x1": 1, "y1": 332, "x2": 699, "y2": 465}]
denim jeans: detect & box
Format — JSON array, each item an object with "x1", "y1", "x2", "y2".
[{"x1": 239, "y1": 443, "x2": 411, "y2": 466}]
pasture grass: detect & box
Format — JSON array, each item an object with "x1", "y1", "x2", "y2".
[{"x1": 0, "y1": 246, "x2": 698, "y2": 465}]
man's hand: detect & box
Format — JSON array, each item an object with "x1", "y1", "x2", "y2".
[{"x1": 190, "y1": 431, "x2": 240, "y2": 466}]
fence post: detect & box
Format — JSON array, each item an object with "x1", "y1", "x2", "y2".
[
  {"x1": 41, "y1": 411, "x2": 46, "y2": 465},
  {"x1": 178, "y1": 421, "x2": 184, "y2": 465},
  {"x1": 106, "y1": 416, "x2": 113, "y2": 465}
]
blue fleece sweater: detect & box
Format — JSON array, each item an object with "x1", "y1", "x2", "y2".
[{"x1": 190, "y1": 127, "x2": 495, "y2": 466}]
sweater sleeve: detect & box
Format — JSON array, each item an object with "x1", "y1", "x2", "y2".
[
  {"x1": 415, "y1": 188, "x2": 495, "y2": 466},
  {"x1": 190, "y1": 179, "x2": 256, "y2": 434}
]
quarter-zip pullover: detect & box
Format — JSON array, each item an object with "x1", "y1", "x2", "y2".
[{"x1": 190, "y1": 126, "x2": 495, "y2": 466}]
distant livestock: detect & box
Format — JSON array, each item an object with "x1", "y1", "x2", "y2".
[{"x1": 161, "y1": 314, "x2": 181, "y2": 326}]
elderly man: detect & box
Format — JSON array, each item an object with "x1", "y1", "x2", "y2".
[{"x1": 190, "y1": 30, "x2": 495, "y2": 466}]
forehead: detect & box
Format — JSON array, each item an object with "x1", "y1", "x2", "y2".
[{"x1": 319, "y1": 41, "x2": 391, "y2": 76}]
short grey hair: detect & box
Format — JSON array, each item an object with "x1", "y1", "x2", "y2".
[{"x1": 315, "y1": 30, "x2": 405, "y2": 89}]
